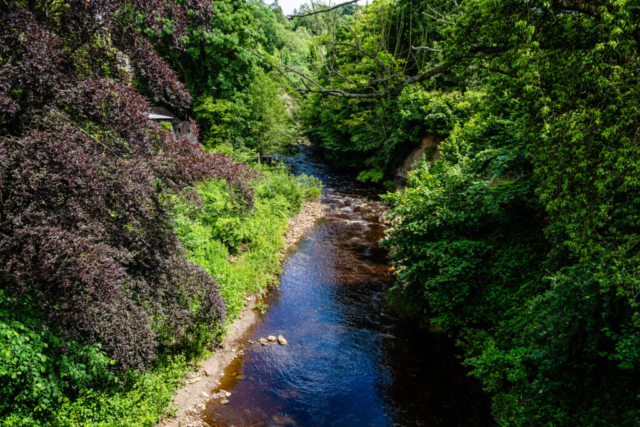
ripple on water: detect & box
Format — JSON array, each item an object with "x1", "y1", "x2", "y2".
[{"x1": 200, "y1": 146, "x2": 494, "y2": 427}]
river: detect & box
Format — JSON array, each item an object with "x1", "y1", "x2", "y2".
[{"x1": 199, "y1": 146, "x2": 494, "y2": 427}]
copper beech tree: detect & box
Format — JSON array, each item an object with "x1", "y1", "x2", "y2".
[{"x1": 0, "y1": 1, "x2": 254, "y2": 371}]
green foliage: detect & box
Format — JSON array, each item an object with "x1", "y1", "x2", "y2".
[
  {"x1": 194, "y1": 97, "x2": 248, "y2": 149},
  {"x1": 146, "y1": 0, "x2": 308, "y2": 159},
  {"x1": 172, "y1": 166, "x2": 322, "y2": 320},
  {"x1": 384, "y1": 93, "x2": 640, "y2": 425},
  {"x1": 194, "y1": 71, "x2": 295, "y2": 159},
  {"x1": 255, "y1": 165, "x2": 323, "y2": 214},
  {"x1": 384, "y1": 108, "x2": 548, "y2": 327},
  {"x1": 303, "y1": 86, "x2": 479, "y2": 182},
  {"x1": 51, "y1": 356, "x2": 188, "y2": 427},
  {"x1": 159, "y1": 121, "x2": 173, "y2": 132},
  {"x1": 244, "y1": 71, "x2": 295, "y2": 158},
  {"x1": 146, "y1": 0, "x2": 260, "y2": 100},
  {"x1": 0, "y1": 296, "x2": 186, "y2": 427},
  {"x1": 296, "y1": 174, "x2": 323, "y2": 201},
  {"x1": 0, "y1": 292, "x2": 115, "y2": 423}
]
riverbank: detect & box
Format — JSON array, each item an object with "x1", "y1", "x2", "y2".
[
  {"x1": 197, "y1": 146, "x2": 493, "y2": 427},
  {"x1": 159, "y1": 198, "x2": 328, "y2": 427}
]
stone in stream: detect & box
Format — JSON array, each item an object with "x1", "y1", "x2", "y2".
[
  {"x1": 268, "y1": 335, "x2": 277, "y2": 342},
  {"x1": 211, "y1": 390, "x2": 229, "y2": 400},
  {"x1": 220, "y1": 399, "x2": 229, "y2": 405},
  {"x1": 258, "y1": 337, "x2": 268, "y2": 346},
  {"x1": 272, "y1": 415, "x2": 297, "y2": 425},
  {"x1": 277, "y1": 335, "x2": 288, "y2": 346}
]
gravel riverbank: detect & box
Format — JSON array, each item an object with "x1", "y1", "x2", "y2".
[{"x1": 159, "y1": 198, "x2": 327, "y2": 427}]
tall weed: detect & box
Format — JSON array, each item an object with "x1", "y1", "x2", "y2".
[{"x1": 173, "y1": 166, "x2": 322, "y2": 321}]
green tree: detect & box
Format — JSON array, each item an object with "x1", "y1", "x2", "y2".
[
  {"x1": 145, "y1": 0, "x2": 260, "y2": 100},
  {"x1": 245, "y1": 71, "x2": 295, "y2": 162}
]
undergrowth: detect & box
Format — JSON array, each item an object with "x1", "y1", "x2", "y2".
[
  {"x1": 172, "y1": 165, "x2": 322, "y2": 320},
  {"x1": 0, "y1": 165, "x2": 322, "y2": 426}
]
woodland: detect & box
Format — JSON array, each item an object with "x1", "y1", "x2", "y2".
[{"x1": 1, "y1": 0, "x2": 640, "y2": 425}]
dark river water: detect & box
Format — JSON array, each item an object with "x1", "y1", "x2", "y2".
[{"x1": 200, "y1": 147, "x2": 494, "y2": 427}]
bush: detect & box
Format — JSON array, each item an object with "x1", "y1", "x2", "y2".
[
  {"x1": 51, "y1": 356, "x2": 188, "y2": 427},
  {"x1": 0, "y1": 292, "x2": 115, "y2": 424},
  {"x1": 194, "y1": 71, "x2": 295, "y2": 160},
  {"x1": 173, "y1": 165, "x2": 323, "y2": 320},
  {"x1": 302, "y1": 84, "x2": 480, "y2": 182},
  {"x1": 383, "y1": 99, "x2": 640, "y2": 426},
  {"x1": 255, "y1": 166, "x2": 322, "y2": 214}
]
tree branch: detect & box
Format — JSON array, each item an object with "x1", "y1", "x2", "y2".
[
  {"x1": 412, "y1": 45, "x2": 442, "y2": 52},
  {"x1": 552, "y1": 0, "x2": 640, "y2": 48},
  {"x1": 552, "y1": 0, "x2": 598, "y2": 16},
  {"x1": 249, "y1": 43, "x2": 508, "y2": 99},
  {"x1": 288, "y1": 0, "x2": 360, "y2": 20}
]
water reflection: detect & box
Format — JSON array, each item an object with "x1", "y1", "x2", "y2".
[{"x1": 201, "y1": 147, "x2": 494, "y2": 427}]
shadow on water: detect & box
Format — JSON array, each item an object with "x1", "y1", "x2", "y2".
[{"x1": 201, "y1": 146, "x2": 494, "y2": 427}]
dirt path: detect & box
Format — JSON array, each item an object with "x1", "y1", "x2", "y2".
[{"x1": 159, "y1": 199, "x2": 327, "y2": 427}]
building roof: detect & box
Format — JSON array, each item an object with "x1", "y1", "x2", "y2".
[
  {"x1": 149, "y1": 106, "x2": 182, "y2": 125},
  {"x1": 148, "y1": 113, "x2": 174, "y2": 120}
]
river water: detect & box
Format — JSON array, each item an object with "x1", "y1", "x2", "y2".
[{"x1": 200, "y1": 147, "x2": 494, "y2": 427}]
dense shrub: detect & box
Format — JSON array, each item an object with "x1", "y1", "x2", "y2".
[
  {"x1": 0, "y1": 291, "x2": 114, "y2": 421},
  {"x1": 173, "y1": 167, "x2": 323, "y2": 319},
  {"x1": 384, "y1": 97, "x2": 640, "y2": 425},
  {"x1": 0, "y1": 1, "x2": 256, "y2": 423},
  {"x1": 50, "y1": 356, "x2": 188, "y2": 427},
  {"x1": 255, "y1": 165, "x2": 323, "y2": 214},
  {"x1": 194, "y1": 71, "x2": 295, "y2": 160}
]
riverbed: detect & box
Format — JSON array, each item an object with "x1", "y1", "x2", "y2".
[{"x1": 199, "y1": 146, "x2": 494, "y2": 426}]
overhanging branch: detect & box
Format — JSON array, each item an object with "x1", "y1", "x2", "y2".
[
  {"x1": 287, "y1": 0, "x2": 360, "y2": 20},
  {"x1": 248, "y1": 44, "x2": 507, "y2": 99}
]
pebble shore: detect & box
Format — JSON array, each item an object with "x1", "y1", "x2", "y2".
[{"x1": 284, "y1": 199, "x2": 328, "y2": 250}]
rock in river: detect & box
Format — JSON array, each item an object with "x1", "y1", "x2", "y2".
[
  {"x1": 268, "y1": 335, "x2": 277, "y2": 342},
  {"x1": 277, "y1": 335, "x2": 288, "y2": 346}
]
